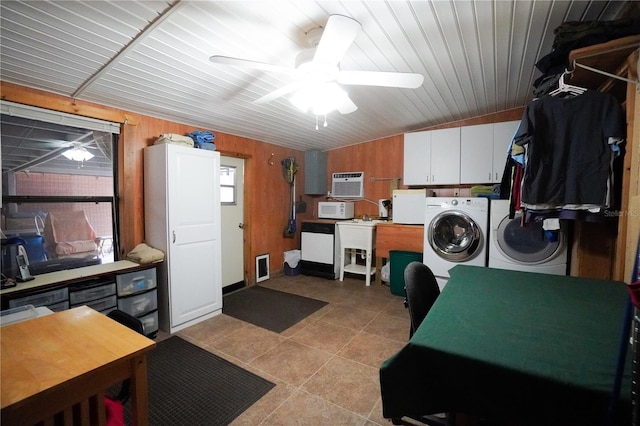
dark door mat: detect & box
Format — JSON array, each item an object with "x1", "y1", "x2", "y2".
[
  {"x1": 123, "y1": 336, "x2": 274, "y2": 426},
  {"x1": 223, "y1": 285, "x2": 328, "y2": 333}
]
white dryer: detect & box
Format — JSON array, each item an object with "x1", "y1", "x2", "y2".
[
  {"x1": 423, "y1": 197, "x2": 489, "y2": 289},
  {"x1": 489, "y1": 199, "x2": 568, "y2": 275}
]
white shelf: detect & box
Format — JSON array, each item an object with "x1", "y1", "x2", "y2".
[{"x1": 343, "y1": 263, "x2": 375, "y2": 276}]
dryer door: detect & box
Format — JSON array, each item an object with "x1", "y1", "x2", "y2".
[
  {"x1": 496, "y1": 213, "x2": 562, "y2": 264},
  {"x1": 428, "y1": 211, "x2": 482, "y2": 262}
]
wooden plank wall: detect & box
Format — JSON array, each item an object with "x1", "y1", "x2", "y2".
[
  {"x1": 4, "y1": 77, "x2": 636, "y2": 282},
  {"x1": 324, "y1": 108, "x2": 525, "y2": 219},
  {"x1": 1, "y1": 82, "x2": 312, "y2": 284}
]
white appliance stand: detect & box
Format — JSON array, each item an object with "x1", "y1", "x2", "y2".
[{"x1": 144, "y1": 144, "x2": 223, "y2": 333}]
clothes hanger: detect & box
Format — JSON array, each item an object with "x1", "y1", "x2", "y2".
[{"x1": 549, "y1": 69, "x2": 587, "y2": 97}]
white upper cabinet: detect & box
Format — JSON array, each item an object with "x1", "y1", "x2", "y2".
[
  {"x1": 405, "y1": 121, "x2": 520, "y2": 186},
  {"x1": 492, "y1": 121, "x2": 521, "y2": 182},
  {"x1": 403, "y1": 130, "x2": 431, "y2": 185},
  {"x1": 460, "y1": 124, "x2": 494, "y2": 184},
  {"x1": 430, "y1": 128, "x2": 461, "y2": 185},
  {"x1": 459, "y1": 121, "x2": 520, "y2": 184},
  {"x1": 403, "y1": 128, "x2": 461, "y2": 186}
]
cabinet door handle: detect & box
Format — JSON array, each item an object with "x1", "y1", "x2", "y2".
[
  {"x1": 489, "y1": 173, "x2": 492, "y2": 181},
  {"x1": 172, "y1": 231, "x2": 176, "y2": 243}
]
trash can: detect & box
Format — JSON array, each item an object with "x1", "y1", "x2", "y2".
[
  {"x1": 389, "y1": 250, "x2": 423, "y2": 296},
  {"x1": 284, "y1": 249, "x2": 301, "y2": 276}
]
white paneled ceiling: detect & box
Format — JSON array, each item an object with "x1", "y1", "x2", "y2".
[{"x1": 0, "y1": 0, "x2": 635, "y2": 152}]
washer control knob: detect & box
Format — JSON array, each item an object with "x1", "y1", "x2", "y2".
[{"x1": 451, "y1": 199, "x2": 458, "y2": 206}]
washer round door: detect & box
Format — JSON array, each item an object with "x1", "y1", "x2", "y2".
[
  {"x1": 496, "y1": 213, "x2": 562, "y2": 264},
  {"x1": 428, "y1": 210, "x2": 483, "y2": 262}
]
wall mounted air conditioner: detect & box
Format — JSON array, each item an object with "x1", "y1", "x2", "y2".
[{"x1": 331, "y1": 172, "x2": 364, "y2": 199}]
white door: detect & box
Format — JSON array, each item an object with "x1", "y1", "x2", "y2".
[
  {"x1": 168, "y1": 148, "x2": 222, "y2": 326},
  {"x1": 220, "y1": 156, "x2": 245, "y2": 288}
]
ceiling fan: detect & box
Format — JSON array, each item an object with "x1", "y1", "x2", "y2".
[{"x1": 209, "y1": 15, "x2": 424, "y2": 116}]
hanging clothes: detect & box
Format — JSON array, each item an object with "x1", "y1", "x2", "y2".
[{"x1": 514, "y1": 89, "x2": 625, "y2": 212}]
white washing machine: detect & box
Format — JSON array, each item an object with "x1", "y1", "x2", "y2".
[
  {"x1": 489, "y1": 199, "x2": 568, "y2": 275},
  {"x1": 423, "y1": 197, "x2": 489, "y2": 289}
]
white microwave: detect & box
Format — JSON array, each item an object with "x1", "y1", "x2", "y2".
[{"x1": 318, "y1": 202, "x2": 355, "y2": 219}]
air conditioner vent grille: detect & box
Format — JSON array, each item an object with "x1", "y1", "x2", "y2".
[{"x1": 331, "y1": 171, "x2": 364, "y2": 199}]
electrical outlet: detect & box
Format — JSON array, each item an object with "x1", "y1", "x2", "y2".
[{"x1": 453, "y1": 188, "x2": 460, "y2": 197}]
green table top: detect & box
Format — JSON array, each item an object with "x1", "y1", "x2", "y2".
[{"x1": 380, "y1": 265, "x2": 631, "y2": 425}]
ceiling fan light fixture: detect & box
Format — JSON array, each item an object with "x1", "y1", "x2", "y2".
[
  {"x1": 62, "y1": 144, "x2": 94, "y2": 162},
  {"x1": 290, "y1": 82, "x2": 348, "y2": 116}
]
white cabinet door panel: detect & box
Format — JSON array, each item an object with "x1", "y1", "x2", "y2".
[
  {"x1": 145, "y1": 144, "x2": 222, "y2": 333},
  {"x1": 460, "y1": 124, "x2": 493, "y2": 184},
  {"x1": 403, "y1": 131, "x2": 431, "y2": 185},
  {"x1": 492, "y1": 121, "x2": 521, "y2": 182},
  {"x1": 430, "y1": 128, "x2": 460, "y2": 185}
]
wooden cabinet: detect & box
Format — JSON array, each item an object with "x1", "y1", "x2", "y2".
[
  {"x1": 144, "y1": 144, "x2": 222, "y2": 334},
  {"x1": 403, "y1": 128, "x2": 460, "y2": 185},
  {"x1": 459, "y1": 120, "x2": 521, "y2": 184}
]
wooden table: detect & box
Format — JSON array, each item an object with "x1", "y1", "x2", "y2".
[
  {"x1": 1, "y1": 306, "x2": 156, "y2": 426},
  {"x1": 380, "y1": 265, "x2": 632, "y2": 425},
  {"x1": 374, "y1": 223, "x2": 424, "y2": 286}
]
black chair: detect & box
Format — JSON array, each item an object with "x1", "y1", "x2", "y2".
[
  {"x1": 404, "y1": 261, "x2": 440, "y2": 338},
  {"x1": 106, "y1": 309, "x2": 144, "y2": 404},
  {"x1": 393, "y1": 261, "x2": 450, "y2": 426}
]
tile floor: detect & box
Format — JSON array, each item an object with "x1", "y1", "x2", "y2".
[{"x1": 172, "y1": 272, "x2": 411, "y2": 425}]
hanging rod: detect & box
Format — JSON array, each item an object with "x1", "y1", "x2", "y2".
[
  {"x1": 569, "y1": 40, "x2": 640, "y2": 86},
  {"x1": 573, "y1": 61, "x2": 639, "y2": 86}
]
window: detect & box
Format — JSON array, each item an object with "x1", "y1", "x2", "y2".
[
  {"x1": 220, "y1": 165, "x2": 237, "y2": 205},
  {"x1": 1, "y1": 102, "x2": 120, "y2": 277}
]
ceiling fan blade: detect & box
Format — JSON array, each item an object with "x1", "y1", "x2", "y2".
[
  {"x1": 313, "y1": 15, "x2": 361, "y2": 67},
  {"x1": 254, "y1": 81, "x2": 306, "y2": 104},
  {"x1": 209, "y1": 55, "x2": 292, "y2": 74},
  {"x1": 337, "y1": 70, "x2": 424, "y2": 88},
  {"x1": 337, "y1": 95, "x2": 358, "y2": 114}
]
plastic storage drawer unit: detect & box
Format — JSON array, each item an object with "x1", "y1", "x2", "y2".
[
  {"x1": 69, "y1": 282, "x2": 116, "y2": 305},
  {"x1": 9, "y1": 287, "x2": 69, "y2": 309},
  {"x1": 117, "y1": 289, "x2": 158, "y2": 317},
  {"x1": 48, "y1": 301, "x2": 70, "y2": 312},
  {"x1": 138, "y1": 310, "x2": 159, "y2": 336},
  {"x1": 77, "y1": 295, "x2": 117, "y2": 312},
  {"x1": 116, "y1": 268, "x2": 157, "y2": 296}
]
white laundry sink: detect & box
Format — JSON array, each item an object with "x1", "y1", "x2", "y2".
[
  {"x1": 336, "y1": 221, "x2": 377, "y2": 286},
  {"x1": 345, "y1": 219, "x2": 386, "y2": 226}
]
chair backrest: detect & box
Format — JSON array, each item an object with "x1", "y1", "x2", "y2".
[
  {"x1": 107, "y1": 309, "x2": 144, "y2": 335},
  {"x1": 106, "y1": 310, "x2": 144, "y2": 405},
  {"x1": 404, "y1": 261, "x2": 440, "y2": 338},
  {"x1": 44, "y1": 210, "x2": 97, "y2": 243}
]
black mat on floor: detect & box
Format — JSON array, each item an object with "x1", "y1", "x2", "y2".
[
  {"x1": 124, "y1": 336, "x2": 274, "y2": 426},
  {"x1": 223, "y1": 285, "x2": 328, "y2": 333}
]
